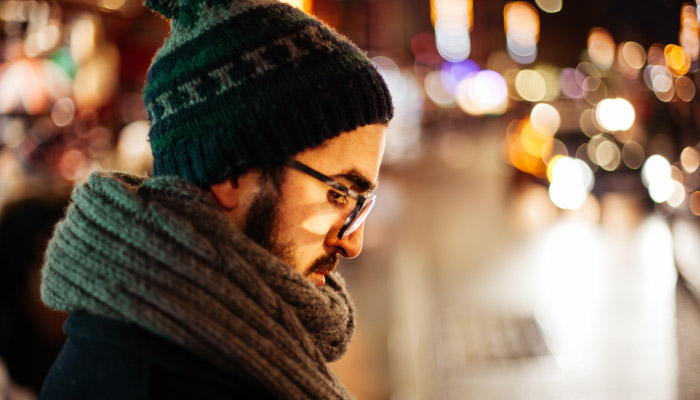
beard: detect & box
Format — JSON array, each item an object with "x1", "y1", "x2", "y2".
[{"x1": 243, "y1": 181, "x2": 338, "y2": 277}]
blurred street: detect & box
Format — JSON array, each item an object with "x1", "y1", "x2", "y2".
[{"x1": 333, "y1": 124, "x2": 700, "y2": 400}]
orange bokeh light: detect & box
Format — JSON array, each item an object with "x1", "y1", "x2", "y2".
[{"x1": 664, "y1": 44, "x2": 691, "y2": 76}]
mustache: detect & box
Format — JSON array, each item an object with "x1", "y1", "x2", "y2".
[{"x1": 306, "y1": 254, "x2": 339, "y2": 275}]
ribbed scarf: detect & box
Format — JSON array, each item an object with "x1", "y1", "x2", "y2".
[{"x1": 40, "y1": 171, "x2": 355, "y2": 399}]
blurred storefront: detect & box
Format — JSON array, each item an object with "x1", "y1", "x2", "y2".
[{"x1": 1, "y1": 0, "x2": 700, "y2": 399}]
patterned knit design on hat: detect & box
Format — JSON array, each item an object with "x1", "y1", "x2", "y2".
[{"x1": 143, "y1": 0, "x2": 394, "y2": 187}]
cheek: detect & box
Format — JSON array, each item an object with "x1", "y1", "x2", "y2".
[
  {"x1": 275, "y1": 201, "x2": 337, "y2": 247},
  {"x1": 301, "y1": 213, "x2": 339, "y2": 235}
]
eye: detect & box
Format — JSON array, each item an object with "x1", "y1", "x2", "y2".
[{"x1": 327, "y1": 190, "x2": 349, "y2": 205}]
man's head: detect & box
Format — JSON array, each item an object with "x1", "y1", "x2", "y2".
[
  {"x1": 142, "y1": 0, "x2": 393, "y2": 286},
  {"x1": 211, "y1": 123, "x2": 386, "y2": 287}
]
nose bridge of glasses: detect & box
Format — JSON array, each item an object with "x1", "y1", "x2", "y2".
[{"x1": 287, "y1": 160, "x2": 378, "y2": 238}]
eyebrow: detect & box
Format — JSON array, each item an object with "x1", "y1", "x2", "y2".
[{"x1": 334, "y1": 169, "x2": 376, "y2": 193}]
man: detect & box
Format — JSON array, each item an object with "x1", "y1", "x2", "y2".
[{"x1": 39, "y1": 0, "x2": 393, "y2": 398}]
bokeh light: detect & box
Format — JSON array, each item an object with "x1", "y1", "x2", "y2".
[
  {"x1": 582, "y1": 80, "x2": 607, "y2": 105},
  {"x1": 620, "y1": 41, "x2": 646, "y2": 70},
  {"x1": 535, "y1": 66, "x2": 561, "y2": 101},
  {"x1": 542, "y1": 138, "x2": 568, "y2": 164},
  {"x1": 24, "y1": 4, "x2": 61, "y2": 59},
  {"x1": 576, "y1": 62, "x2": 607, "y2": 104},
  {"x1": 432, "y1": 0, "x2": 473, "y2": 61},
  {"x1": 505, "y1": 118, "x2": 547, "y2": 177},
  {"x1": 679, "y1": 4, "x2": 700, "y2": 60},
  {"x1": 667, "y1": 180, "x2": 686, "y2": 208},
  {"x1": 647, "y1": 43, "x2": 666, "y2": 66},
  {"x1": 0, "y1": 58, "x2": 72, "y2": 115},
  {"x1": 58, "y1": 148, "x2": 90, "y2": 181},
  {"x1": 534, "y1": 0, "x2": 562, "y2": 13},
  {"x1": 456, "y1": 70, "x2": 508, "y2": 115},
  {"x1": 530, "y1": 103, "x2": 560, "y2": 135},
  {"x1": 515, "y1": 69, "x2": 545, "y2": 102},
  {"x1": 504, "y1": 1, "x2": 539, "y2": 64},
  {"x1": 649, "y1": 179, "x2": 675, "y2": 204},
  {"x1": 548, "y1": 156, "x2": 595, "y2": 210},
  {"x1": 579, "y1": 109, "x2": 600, "y2": 137},
  {"x1": 70, "y1": 14, "x2": 98, "y2": 65},
  {"x1": 621, "y1": 141, "x2": 645, "y2": 169},
  {"x1": 576, "y1": 62, "x2": 601, "y2": 87},
  {"x1": 642, "y1": 154, "x2": 671, "y2": 187},
  {"x1": 374, "y1": 55, "x2": 425, "y2": 163},
  {"x1": 560, "y1": 68, "x2": 583, "y2": 99},
  {"x1": 546, "y1": 154, "x2": 564, "y2": 182},
  {"x1": 73, "y1": 44, "x2": 120, "y2": 111},
  {"x1": 280, "y1": 0, "x2": 312, "y2": 12},
  {"x1": 680, "y1": 146, "x2": 700, "y2": 173},
  {"x1": 424, "y1": 71, "x2": 456, "y2": 107},
  {"x1": 690, "y1": 191, "x2": 700, "y2": 216},
  {"x1": 671, "y1": 164, "x2": 683, "y2": 184},
  {"x1": 664, "y1": 44, "x2": 691, "y2": 76},
  {"x1": 0, "y1": 118, "x2": 25, "y2": 148},
  {"x1": 116, "y1": 120, "x2": 152, "y2": 173},
  {"x1": 594, "y1": 98, "x2": 635, "y2": 131},
  {"x1": 520, "y1": 119, "x2": 551, "y2": 157},
  {"x1": 587, "y1": 27, "x2": 615, "y2": 69},
  {"x1": 373, "y1": 56, "x2": 401, "y2": 86},
  {"x1": 586, "y1": 134, "x2": 606, "y2": 165},
  {"x1": 50, "y1": 97, "x2": 75, "y2": 127},
  {"x1": 441, "y1": 59, "x2": 480, "y2": 93},
  {"x1": 643, "y1": 64, "x2": 676, "y2": 102},
  {"x1": 575, "y1": 143, "x2": 596, "y2": 169},
  {"x1": 675, "y1": 75, "x2": 696, "y2": 101},
  {"x1": 642, "y1": 155, "x2": 675, "y2": 203},
  {"x1": 436, "y1": 21, "x2": 471, "y2": 62},
  {"x1": 595, "y1": 139, "x2": 621, "y2": 171}
]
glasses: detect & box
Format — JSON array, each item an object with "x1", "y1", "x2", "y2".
[{"x1": 286, "y1": 160, "x2": 376, "y2": 239}]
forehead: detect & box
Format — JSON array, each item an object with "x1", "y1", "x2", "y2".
[{"x1": 294, "y1": 124, "x2": 387, "y2": 183}]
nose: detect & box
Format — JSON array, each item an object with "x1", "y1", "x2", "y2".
[{"x1": 325, "y1": 223, "x2": 365, "y2": 259}]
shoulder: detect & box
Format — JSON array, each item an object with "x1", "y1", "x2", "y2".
[{"x1": 40, "y1": 313, "x2": 275, "y2": 400}]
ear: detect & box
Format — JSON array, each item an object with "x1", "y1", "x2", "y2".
[
  {"x1": 210, "y1": 179, "x2": 239, "y2": 210},
  {"x1": 210, "y1": 170, "x2": 262, "y2": 210}
]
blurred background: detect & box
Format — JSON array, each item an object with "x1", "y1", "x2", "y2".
[{"x1": 1, "y1": 0, "x2": 700, "y2": 399}]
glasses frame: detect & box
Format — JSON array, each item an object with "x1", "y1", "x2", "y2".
[{"x1": 286, "y1": 160, "x2": 376, "y2": 239}]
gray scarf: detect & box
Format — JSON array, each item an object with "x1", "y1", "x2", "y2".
[{"x1": 41, "y1": 172, "x2": 355, "y2": 399}]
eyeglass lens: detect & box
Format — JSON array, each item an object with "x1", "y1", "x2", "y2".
[{"x1": 342, "y1": 195, "x2": 376, "y2": 238}]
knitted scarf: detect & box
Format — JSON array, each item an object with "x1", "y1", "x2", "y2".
[{"x1": 41, "y1": 171, "x2": 355, "y2": 399}]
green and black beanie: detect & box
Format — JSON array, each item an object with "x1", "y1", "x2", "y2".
[{"x1": 143, "y1": 0, "x2": 394, "y2": 187}]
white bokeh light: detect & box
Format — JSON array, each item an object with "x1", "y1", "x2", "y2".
[
  {"x1": 642, "y1": 155, "x2": 671, "y2": 188},
  {"x1": 642, "y1": 155, "x2": 675, "y2": 203},
  {"x1": 594, "y1": 98, "x2": 635, "y2": 131},
  {"x1": 548, "y1": 156, "x2": 595, "y2": 210},
  {"x1": 436, "y1": 21, "x2": 471, "y2": 62},
  {"x1": 649, "y1": 179, "x2": 675, "y2": 203},
  {"x1": 667, "y1": 181, "x2": 686, "y2": 208},
  {"x1": 530, "y1": 103, "x2": 561, "y2": 135},
  {"x1": 456, "y1": 70, "x2": 508, "y2": 115},
  {"x1": 424, "y1": 70, "x2": 456, "y2": 107}
]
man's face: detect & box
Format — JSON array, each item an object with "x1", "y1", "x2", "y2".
[{"x1": 243, "y1": 124, "x2": 386, "y2": 287}]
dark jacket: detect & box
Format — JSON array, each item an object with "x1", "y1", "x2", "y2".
[{"x1": 40, "y1": 313, "x2": 276, "y2": 399}]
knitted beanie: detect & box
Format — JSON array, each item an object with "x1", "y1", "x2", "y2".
[{"x1": 143, "y1": 0, "x2": 394, "y2": 187}]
